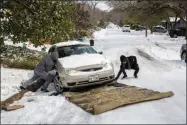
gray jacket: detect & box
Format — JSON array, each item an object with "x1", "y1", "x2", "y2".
[{"x1": 34, "y1": 52, "x2": 58, "y2": 80}]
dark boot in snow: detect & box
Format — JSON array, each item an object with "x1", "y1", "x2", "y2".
[
  {"x1": 41, "y1": 88, "x2": 49, "y2": 92},
  {"x1": 19, "y1": 86, "x2": 26, "y2": 90},
  {"x1": 134, "y1": 75, "x2": 138, "y2": 78},
  {"x1": 122, "y1": 75, "x2": 127, "y2": 79}
]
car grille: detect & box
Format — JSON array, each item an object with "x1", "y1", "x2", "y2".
[{"x1": 79, "y1": 67, "x2": 102, "y2": 72}]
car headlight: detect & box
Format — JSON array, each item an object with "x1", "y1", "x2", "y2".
[
  {"x1": 103, "y1": 62, "x2": 113, "y2": 69},
  {"x1": 65, "y1": 69, "x2": 78, "y2": 75}
]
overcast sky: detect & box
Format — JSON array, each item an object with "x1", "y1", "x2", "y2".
[{"x1": 96, "y1": 2, "x2": 113, "y2": 12}]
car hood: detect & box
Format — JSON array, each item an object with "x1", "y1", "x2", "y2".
[{"x1": 58, "y1": 54, "x2": 110, "y2": 69}]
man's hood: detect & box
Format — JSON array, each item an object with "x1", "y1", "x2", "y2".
[{"x1": 58, "y1": 54, "x2": 110, "y2": 69}]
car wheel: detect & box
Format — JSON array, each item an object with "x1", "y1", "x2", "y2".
[
  {"x1": 173, "y1": 34, "x2": 178, "y2": 38},
  {"x1": 54, "y1": 75, "x2": 64, "y2": 93},
  {"x1": 182, "y1": 52, "x2": 186, "y2": 62}
]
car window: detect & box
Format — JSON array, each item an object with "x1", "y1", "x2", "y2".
[
  {"x1": 159, "y1": 27, "x2": 164, "y2": 30},
  {"x1": 156, "y1": 27, "x2": 160, "y2": 29},
  {"x1": 57, "y1": 45, "x2": 97, "y2": 58}
]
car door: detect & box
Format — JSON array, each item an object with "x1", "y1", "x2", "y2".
[
  {"x1": 160, "y1": 27, "x2": 166, "y2": 33},
  {"x1": 152, "y1": 27, "x2": 157, "y2": 32},
  {"x1": 157, "y1": 27, "x2": 162, "y2": 32}
]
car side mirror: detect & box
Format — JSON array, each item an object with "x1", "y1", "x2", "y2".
[
  {"x1": 90, "y1": 39, "x2": 94, "y2": 46},
  {"x1": 98, "y1": 51, "x2": 103, "y2": 54}
]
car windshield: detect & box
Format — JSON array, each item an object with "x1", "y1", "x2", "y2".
[{"x1": 57, "y1": 44, "x2": 97, "y2": 58}]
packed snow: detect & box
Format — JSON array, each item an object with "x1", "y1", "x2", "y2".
[
  {"x1": 1, "y1": 24, "x2": 186, "y2": 124},
  {"x1": 59, "y1": 54, "x2": 109, "y2": 69}
]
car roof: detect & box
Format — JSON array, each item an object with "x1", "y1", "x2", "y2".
[{"x1": 54, "y1": 40, "x2": 89, "y2": 47}]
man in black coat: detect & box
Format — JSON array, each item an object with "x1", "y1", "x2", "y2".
[{"x1": 115, "y1": 55, "x2": 139, "y2": 80}]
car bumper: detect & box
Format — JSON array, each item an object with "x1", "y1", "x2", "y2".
[{"x1": 59, "y1": 69, "x2": 115, "y2": 88}]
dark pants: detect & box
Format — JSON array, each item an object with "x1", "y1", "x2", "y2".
[
  {"x1": 22, "y1": 70, "x2": 56, "y2": 90},
  {"x1": 115, "y1": 64, "x2": 139, "y2": 80}
]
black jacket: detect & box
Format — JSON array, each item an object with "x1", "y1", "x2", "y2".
[{"x1": 120, "y1": 55, "x2": 138, "y2": 69}]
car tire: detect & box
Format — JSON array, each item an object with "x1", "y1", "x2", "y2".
[
  {"x1": 181, "y1": 51, "x2": 186, "y2": 63},
  {"x1": 173, "y1": 34, "x2": 178, "y2": 38},
  {"x1": 54, "y1": 75, "x2": 64, "y2": 93}
]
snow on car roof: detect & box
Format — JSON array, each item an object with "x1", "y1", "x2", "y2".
[
  {"x1": 123, "y1": 25, "x2": 130, "y2": 27},
  {"x1": 54, "y1": 40, "x2": 89, "y2": 47}
]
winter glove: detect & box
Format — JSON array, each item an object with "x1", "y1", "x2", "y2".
[{"x1": 48, "y1": 69, "x2": 57, "y2": 76}]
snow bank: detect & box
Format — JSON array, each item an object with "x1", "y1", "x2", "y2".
[{"x1": 4, "y1": 39, "x2": 51, "y2": 52}]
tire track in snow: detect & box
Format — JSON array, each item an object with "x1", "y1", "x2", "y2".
[{"x1": 137, "y1": 49, "x2": 171, "y2": 72}]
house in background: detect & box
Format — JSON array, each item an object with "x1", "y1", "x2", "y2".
[{"x1": 160, "y1": 17, "x2": 186, "y2": 30}]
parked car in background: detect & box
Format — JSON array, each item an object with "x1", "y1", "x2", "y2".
[
  {"x1": 169, "y1": 27, "x2": 186, "y2": 38},
  {"x1": 152, "y1": 26, "x2": 167, "y2": 33},
  {"x1": 132, "y1": 25, "x2": 146, "y2": 31},
  {"x1": 122, "y1": 25, "x2": 130, "y2": 32},
  {"x1": 48, "y1": 41, "x2": 115, "y2": 92},
  {"x1": 180, "y1": 44, "x2": 186, "y2": 63}
]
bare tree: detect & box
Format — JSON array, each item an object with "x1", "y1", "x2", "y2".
[
  {"x1": 87, "y1": 1, "x2": 100, "y2": 26},
  {"x1": 89, "y1": 0, "x2": 100, "y2": 11},
  {"x1": 106, "y1": 0, "x2": 187, "y2": 37}
]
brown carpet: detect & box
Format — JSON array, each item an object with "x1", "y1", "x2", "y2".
[
  {"x1": 63, "y1": 82, "x2": 174, "y2": 115},
  {"x1": 1, "y1": 82, "x2": 174, "y2": 113}
]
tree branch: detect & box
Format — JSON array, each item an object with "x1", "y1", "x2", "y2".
[{"x1": 13, "y1": 0, "x2": 35, "y2": 15}]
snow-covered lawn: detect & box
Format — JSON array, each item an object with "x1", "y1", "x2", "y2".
[{"x1": 1, "y1": 25, "x2": 186, "y2": 124}]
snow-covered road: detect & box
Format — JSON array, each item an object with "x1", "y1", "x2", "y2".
[{"x1": 1, "y1": 24, "x2": 186, "y2": 124}]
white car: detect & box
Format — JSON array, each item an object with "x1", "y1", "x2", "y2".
[
  {"x1": 48, "y1": 41, "x2": 115, "y2": 92},
  {"x1": 122, "y1": 25, "x2": 130, "y2": 32}
]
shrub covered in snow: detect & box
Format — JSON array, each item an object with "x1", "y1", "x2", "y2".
[{"x1": 1, "y1": 45, "x2": 46, "y2": 69}]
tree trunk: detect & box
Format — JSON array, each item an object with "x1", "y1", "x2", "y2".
[
  {"x1": 173, "y1": 15, "x2": 178, "y2": 29},
  {"x1": 145, "y1": 25, "x2": 148, "y2": 37},
  {"x1": 150, "y1": 26, "x2": 153, "y2": 34}
]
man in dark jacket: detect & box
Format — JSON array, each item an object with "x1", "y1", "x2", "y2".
[
  {"x1": 115, "y1": 55, "x2": 139, "y2": 80},
  {"x1": 20, "y1": 50, "x2": 59, "y2": 92}
]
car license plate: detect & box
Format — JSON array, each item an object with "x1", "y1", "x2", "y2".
[{"x1": 89, "y1": 75, "x2": 99, "y2": 82}]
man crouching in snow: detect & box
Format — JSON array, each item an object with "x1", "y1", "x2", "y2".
[
  {"x1": 20, "y1": 49, "x2": 59, "y2": 92},
  {"x1": 115, "y1": 55, "x2": 139, "y2": 80}
]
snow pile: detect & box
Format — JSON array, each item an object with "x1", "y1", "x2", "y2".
[
  {"x1": 0, "y1": 45, "x2": 43, "y2": 59},
  {"x1": 4, "y1": 39, "x2": 50, "y2": 52},
  {"x1": 143, "y1": 44, "x2": 181, "y2": 60}
]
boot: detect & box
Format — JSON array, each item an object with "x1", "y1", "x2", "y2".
[
  {"x1": 41, "y1": 88, "x2": 49, "y2": 92},
  {"x1": 134, "y1": 74, "x2": 138, "y2": 78},
  {"x1": 122, "y1": 75, "x2": 127, "y2": 79},
  {"x1": 19, "y1": 86, "x2": 26, "y2": 90}
]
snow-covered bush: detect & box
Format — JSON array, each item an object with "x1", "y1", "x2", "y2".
[{"x1": 1, "y1": 45, "x2": 46, "y2": 69}]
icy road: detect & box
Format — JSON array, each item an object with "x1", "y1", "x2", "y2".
[{"x1": 1, "y1": 24, "x2": 186, "y2": 124}]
